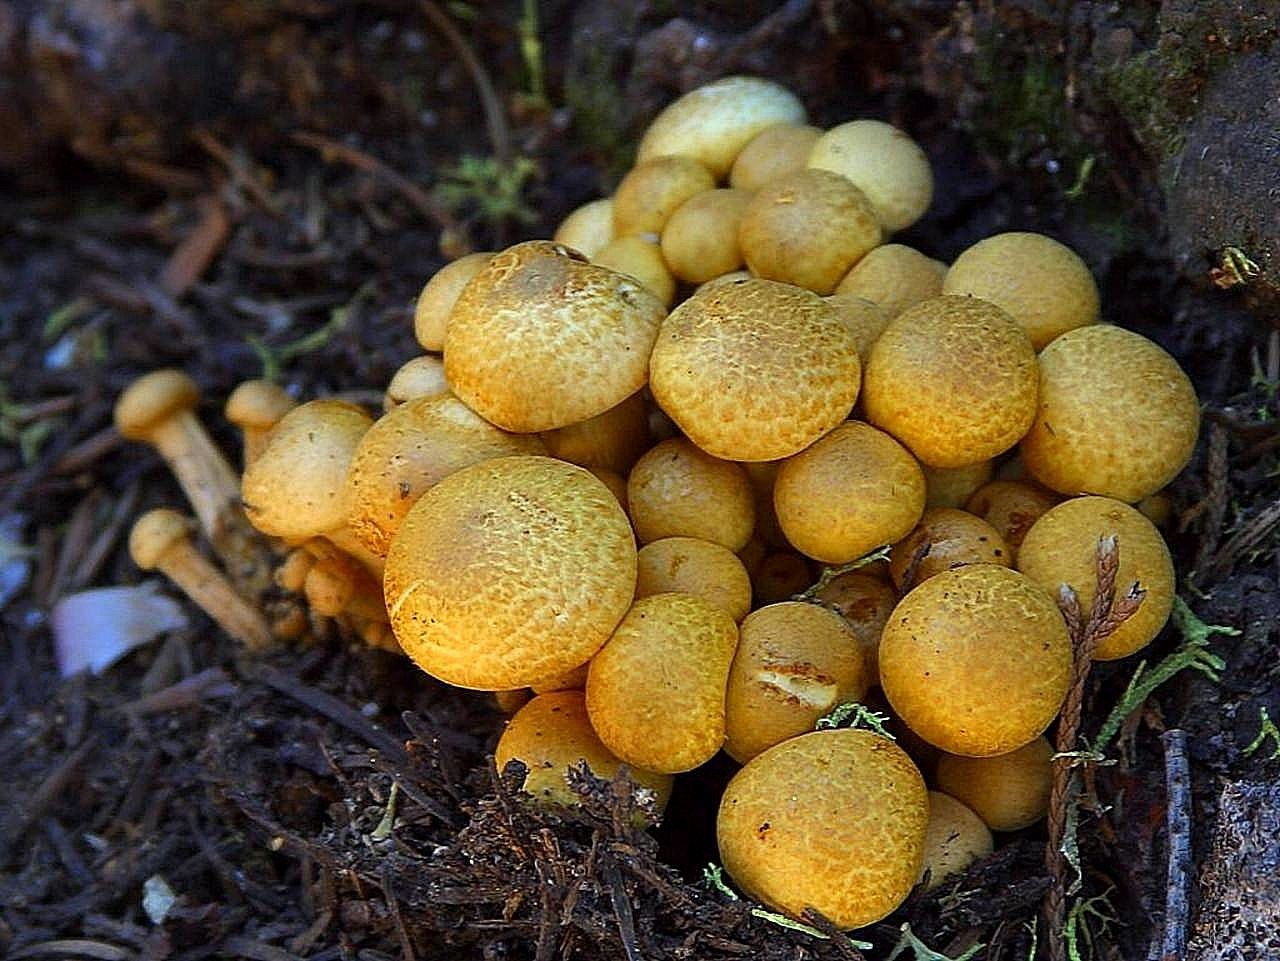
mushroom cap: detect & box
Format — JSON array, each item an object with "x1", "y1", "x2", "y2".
[
  {"x1": 964, "y1": 479, "x2": 1062, "y2": 562},
  {"x1": 224, "y1": 380, "x2": 296, "y2": 432},
  {"x1": 659, "y1": 187, "x2": 753, "y2": 284},
  {"x1": 935, "y1": 736, "x2": 1054, "y2": 832},
  {"x1": 812, "y1": 571, "x2": 896, "y2": 679},
  {"x1": 807, "y1": 120, "x2": 934, "y2": 233},
  {"x1": 774, "y1": 421, "x2": 926, "y2": 565},
  {"x1": 635, "y1": 536, "x2": 753, "y2": 622},
  {"x1": 539, "y1": 391, "x2": 652, "y2": 474},
  {"x1": 129, "y1": 507, "x2": 193, "y2": 570},
  {"x1": 114, "y1": 369, "x2": 200, "y2": 439},
  {"x1": 887, "y1": 507, "x2": 1012, "y2": 591},
  {"x1": 612, "y1": 156, "x2": 716, "y2": 237},
  {"x1": 592, "y1": 234, "x2": 676, "y2": 307},
  {"x1": 1020, "y1": 324, "x2": 1200, "y2": 502},
  {"x1": 1016, "y1": 495, "x2": 1175, "y2": 660},
  {"x1": 495, "y1": 691, "x2": 673, "y2": 810},
  {"x1": 241, "y1": 399, "x2": 373, "y2": 540},
  {"x1": 738, "y1": 168, "x2": 883, "y2": 294},
  {"x1": 649, "y1": 278, "x2": 862, "y2": 461},
  {"x1": 729, "y1": 122, "x2": 823, "y2": 192},
  {"x1": 920, "y1": 791, "x2": 993, "y2": 888},
  {"x1": 863, "y1": 296, "x2": 1039, "y2": 468},
  {"x1": 384, "y1": 455, "x2": 637, "y2": 690},
  {"x1": 413, "y1": 251, "x2": 494, "y2": 352},
  {"x1": 626, "y1": 437, "x2": 756, "y2": 552},
  {"x1": 444, "y1": 241, "x2": 666, "y2": 433},
  {"x1": 724, "y1": 601, "x2": 870, "y2": 763},
  {"x1": 879, "y1": 565, "x2": 1071, "y2": 757},
  {"x1": 345, "y1": 394, "x2": 546, "y2": 557},
  {"x1": 825, "y1": 293, "x2": 893, "y2": 363},
  {"x1": 717, "y1": 729, "x2": 928, "y2": 930},
  {"x1": 836, "y1": 243, "x2": 947, "y2": 320},
  {"x1": 637, "y1": 76, "x2": 807, "y2": 178},
  {"x1": 586, "y1": 592, "x2": 739, "y2": 774},
  {"x1": 553, "y1": 197, "x2": 615, "y2": 259},
  {"x1": 384, "y1": 355, "x2": 450, "y2": 409},
  {"x1": 922, "y1": 460, "x2": 995, "y2": 510},
  {"x1": 943, "y1": 232, "x2": 1099, "y2": 350}
]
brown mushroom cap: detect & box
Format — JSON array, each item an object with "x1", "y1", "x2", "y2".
[
  {"x1": 413, "y1": 251, "x2": 494, "y2": 353},
  {"x1": 659, "y1": 188, "x2": 753, "y2": 284},
  {"x1": 241, "y1": 399, "x2": 373, "y2": 540},
  {"x1": 649, "y1": 278, "x2": 862, "y2": 462},
  {"x1": 345, "y1": 394, "x2": 545, "y2": 557},
  {"x1": 626, "y1": 437, "x2": 756, "y2": 552},
  {"x1": 383, "y1": 455, "x2": 637, "y2": 691},
  {"x1": 495, "y1": 691, "x2": 673, "y2": 810},
  {"x1": 1019, "y1": 324, "x2": 1200, "y2": 502},
  {"x1": 717, "y1": 729, "x2": 928, "y2": 930},
  {"x1": 635, "y1": 536, "x2": 753, "y2": 622},
  {"x1": 114, "y1": 369, "x2": 200, "y2": 439},
  {"x1": 879, "y1": 565, "x2": 1071, "y2": 757},
  {"x1": 888, "y1": 507, "x2": 1012, "y2": 591},
  {"x1": 836, "y1": 243, "x2": 947, "y2": 320},
  {"x1": 729, "y1": 123, "x2": 823, "y2": 192},
  {"x1": 773, "y1": 421, "x2": 926, "y2": 565},
  {"x1": 812, "y1": 571, "x2": 896, "y2": 679},
  {"x1": 224, "y1": 380, "x2": 296, "y2": 433},
  {"x1": 592, "y1": 234, "x2": 676, "y2": 307},
  {"x1": 935, "y1": 736, "x2": 1054, "y2": 831},
  {"x1": 637, "y1": 76, "x2": 807, "y2": 178},
  {"x1": 807, "y1": 120, "x2": 934, "y2": 233},
  {"x1": 553, "y1": 197, "x2": 615, "y2": 259},
  {"x1": 943, "y1": 232, "x2": 1099, "y2": 350},
  {"x1": 384, "y1": 355, "x2": 450, "y2": 409},
  {"x1": 128, "y1": 507, "x2": 193, "y2": 570},
  {"x1": 964, "y1": 479, "x2": 1062, "y2": 562},
  {"x1": 444, "y1": 241, "x2": 666, "y2": 433},
  {"x1": 586, "y1": 592, "x2": 739, "y2": 774},
  {"x1": 920, "y1": 791, "x2": 994, "y2": 888},
  {"x1": 612, "y1": 157, "x2": 717, "y2": 238},
  {"x1": 738, "y1": 168, "x2": 883, "y2": 295},
  {"x1": 724, "y1": 601, "x2": 870, "y2": 763},
  {"x1": 1016, "y1": 496, "x2": 1175, "y2": 660},
  {"x1": 863, "y1": 296, "x2": 1039, "y2": 468}
]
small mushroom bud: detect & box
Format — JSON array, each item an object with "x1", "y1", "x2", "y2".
[
  {"x1": 115, "y1": 370, "x2": 243, "y2": 549},
  {"x1": 303, "y1": 550, "x2": 387, "y2": 623},
  {"x1": 225, "y1": 380, "x2": 297, "y2": 469},
  {"x1": 129, "y1": 508, "x2": 272, "y2": 651}
]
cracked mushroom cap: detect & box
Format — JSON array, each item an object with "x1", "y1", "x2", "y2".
[
  {"x1": 384, "y1": 455, "x2": 638, "y2": 691},
  {"x1": 114, "y1": 369, "x2": 200, "y2": 439},
  {"x1": 241, "y1": 399, "x2": 373, "y2": 540},
  {"x1": 444, "y1": 241, "x2": 666, "y2": 433},
  {"x1": 717, "y1": 728, "x2": 928, "y2": 930},
  {"x1": 649, "y1": 278, "x2": 862, "y2": 462}
]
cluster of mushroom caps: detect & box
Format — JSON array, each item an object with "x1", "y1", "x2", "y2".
[{"x1": 118, "y1": 76, "x2": 1200, "y2": 933}]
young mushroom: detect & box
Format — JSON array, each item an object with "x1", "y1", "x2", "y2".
[
  {"x1": 115, "y1": 369, "x2": 244, "y2": 549},
  {"x1": 129, "y1": 507, "x2": 273, "y2": 651},
  {"x1": 224, "y1": 380, "x2": 296, "y2": 469}
]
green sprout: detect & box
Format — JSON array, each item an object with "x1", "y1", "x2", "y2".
[
  {"x1": 435, "y1": 154, "x2": 540, "y2": 227},
  {"x1": 795, "y1": 545, "x2": 892, "y2": 602},
  {"x1": 1064, "y1": 888, "x2": 1118, "y2": 961},
  {"x1": 886, "y1": 923, "x2": 983, "y2": 961},
  {"x1": 701, "y1": 863, "x2": 872, "y2": 949},
  {"x1": 247, "y1": 282, "x2": 376, "y2": 382},
  {"x1": 816, "y1": 702, "x2": 895, "y2": 739},
  {"x1": 1243, "y1": 706, "x2": 1280, "y2": 761}
]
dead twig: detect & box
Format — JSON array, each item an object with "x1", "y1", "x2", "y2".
[
  {"x1": 1044, "y1": 535, "x2": 1145, "y2": 961},
  {"x1": 1155, "y1": 729, "x2": 1192, "y2": 961},
  {"x1": 157, "y1": 194, "x2": 233, "y2": 299},
  {"x1": 0, "y1": 735, "x2": 100, "y2": 864}
]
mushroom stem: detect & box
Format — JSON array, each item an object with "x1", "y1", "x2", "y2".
[
  {"x1": 225, "y1": 380, "x2": 297, "y2": 469},
  {"x1": 129, "y1": 508, "x2": 273, "y2": 651}
]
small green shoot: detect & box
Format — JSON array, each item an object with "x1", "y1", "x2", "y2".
[
  {"x1": 517, "y1": 0, "x2": 547, "y2": 107},
  {"x1": 1243, "y1": 706, "x2": 1280, "y2": 761},
  {"x1": 1063, "y1": 888, "x2": 1118, "y2": 961},
  {"x1": 885, "y1": 923, "x2": 983, "y2": 961},
  {"x1": 248, "y1": 282, "x2": 375, "y2": 382},
  {"x1": 435, "y1": 154, "x2": 540, "y2": 227},
  {"x1": 816, "y1": 702, "x2": 895, "y2": 739},
  {"x1": 700, "y1": 863, "x2": 872, "y2": 949},
  {"x1": 370, "y1": 780, "x2": 399, "y2": 841},
  {"x1": 795, "y1": 545, "x2": 892, "y2": 601},
  {"x1": 1091, "y1": 596, "x2": 1231, "y2": 752},
  {"x1": 1064, "y1": 155, "x2": 1096, "y2": 200},
  {"x1": 42, "y1": 297, "x2": 93, "y2": 342},
  {"x1": 1023, "y1": 918, "x2": 1039, "y2": 961}
]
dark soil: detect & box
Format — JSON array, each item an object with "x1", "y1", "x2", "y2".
[{"x1": 2, "y1": 3, "x2": 1279, "y2": 960}]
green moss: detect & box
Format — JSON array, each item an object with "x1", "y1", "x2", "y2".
[{"x1": 563, "y1": 45, "x2": 635, "y2": 182}]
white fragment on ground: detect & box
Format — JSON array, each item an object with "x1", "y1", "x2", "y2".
[
  {"x1": 52, "y1": 581, "x2": 189, "y2": 677},
  {"x1": 142, "y1": 874, "x2": 177, "y2": 925}
]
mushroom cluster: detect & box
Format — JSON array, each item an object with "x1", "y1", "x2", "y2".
[{"x1": 117, "y1": 76, "x2": 1200, "y2": 934}]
